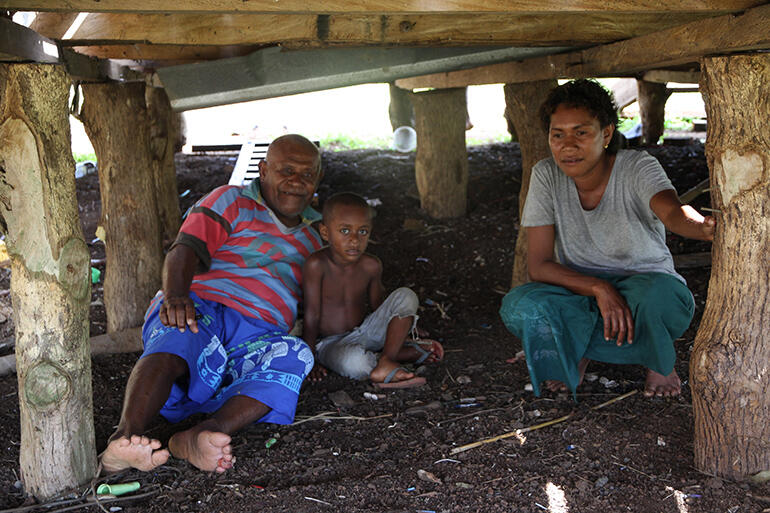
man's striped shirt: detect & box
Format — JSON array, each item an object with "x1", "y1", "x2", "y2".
[{"x1": 170, "y1": 181, "x2": 322, "y2": 332}]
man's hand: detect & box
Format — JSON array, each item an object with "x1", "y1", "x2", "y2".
[
  {"x1": 592, "y1": 281, "x2": 634, "y2": 346},
  {"x1": 159, "y1": 295, "x2": 198, "y2": 333},
  {"x1": 308, "y1": 363, "x2": 327, "y2": 382}
]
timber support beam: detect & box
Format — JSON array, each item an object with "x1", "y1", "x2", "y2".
[
  {"x1": 503, "y1": 80, "x2": 557, "y2": 288},
  {"x1": 691, "y1": 52, "x2": 770, "y2": 480},
  {"x1": 0, "y1": 63, "x2": 96, "y2": 500},
  {"x1": 412, "y1": 87, "x2": 468, "y2": 219}
]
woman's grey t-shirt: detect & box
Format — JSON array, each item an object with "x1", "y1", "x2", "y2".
[{"x1": 521, "y1": 149, "x2": 683, "y2": 282}]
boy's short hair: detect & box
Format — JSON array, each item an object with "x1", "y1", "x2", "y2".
[{"x1": 322, "y1": 192, "x2": 373, "y2": 222}]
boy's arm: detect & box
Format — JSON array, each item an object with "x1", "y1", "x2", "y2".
[{"x1": 366, "y1": 255, "x2": 386, "y2": 311}]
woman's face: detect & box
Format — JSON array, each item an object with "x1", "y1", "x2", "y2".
[{"x1": 548, "y1": 104, "x2": 614, "y2": 180}]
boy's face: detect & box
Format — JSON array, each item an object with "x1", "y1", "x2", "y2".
[{"x1": 319, "y1": 204, "x2": 372, "y2": 264}]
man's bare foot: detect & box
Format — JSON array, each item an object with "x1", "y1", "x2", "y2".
[
  {"x1": 100, "y1": 435, "x2": 169, "y2": 473},
  {"x1": 544, "y1": 358, "x2": 590, "y2": 393},
  {"x1": 168, "y1": 428, "x2": 233, "y2": 473},
  {"x1": 644, "y1": 369, "x2": 681, "y2": 397},
  {"x1": 370, "y1": 355, "x2": 415, "y2": 384}
]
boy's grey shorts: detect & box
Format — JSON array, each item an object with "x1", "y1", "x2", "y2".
[{"x1": 315, "y1": 287, "x2": 419, "y2": 380}]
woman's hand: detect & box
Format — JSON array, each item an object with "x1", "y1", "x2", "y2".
[{"x1": 592, "y1": 281, "x2": 634, "y2": 346}]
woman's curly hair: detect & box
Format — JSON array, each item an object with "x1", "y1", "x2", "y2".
[{"x1": 539, "y1": 79, "x2": 621, "y2": 154}]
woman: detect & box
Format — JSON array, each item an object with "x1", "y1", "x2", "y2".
[{"x1": 500, "y1": 79, "x2": 715, "y2": 398}]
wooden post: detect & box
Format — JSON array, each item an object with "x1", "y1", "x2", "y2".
[
  {"x1": 146, "y1": 85, "x2": 182, "y2": 247},
  {"x1": 503, "y1": 80, "x2": 557, "y2": 288},
  {"x1": 412, "y1": 87, "x2": 468, "y2": 218},
  {"x1": 388, "y1": 83, "x2": 414, "y2": 130},
  {"x1": 691, "y1": 53, "x2": 770, "y2": 479},
  {"x1": 637, "y1": 79, "x2": 671, "y2": 145},
  {"x1": 79, "y1": 82, "x2": 163, "y2": 333},
  {"x1": 0, "y1": 64, "x2": 96, "y2": 499}
]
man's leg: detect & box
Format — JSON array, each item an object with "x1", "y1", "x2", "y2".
[
  {"x1": 169, "y1": 395, "x2": 270, "y2": 473},
  {"x1": 100, "y1": 352, "x2": 187, "y2": 472}
]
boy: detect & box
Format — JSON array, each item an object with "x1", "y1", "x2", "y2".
[{"x1": 302, "y1": 192, "x2": 443, "y2": 388}]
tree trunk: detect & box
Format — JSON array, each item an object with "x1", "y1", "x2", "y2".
[
  {"x1": 637, "y1": 79, "x2": 671, "y2": 145},
  {"x1": 504, "y1": 80, "x2": 557, "y2": 288},
  {"x1": 388, "y1": 83, "x2": 414, "y2": 130},
  {"x1": 0, "y1": 64, "x2": 96, "y2": 500},
  {"x1": 412, "y1": 87, "x2": 467, "y2": 218},
  {"x1": 146, "y1": 85, "x2": 181, "y2": 248},
  {"x1": 691, "y1": 53, "x2": 770, "y2": 480},
  {"x1": 80, "y1": 82, "x2": 163, "y2": 333}
]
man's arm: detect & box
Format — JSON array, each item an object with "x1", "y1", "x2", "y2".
[
  {"x1": 302, "y1": 256, "x2": 327, "y2": 381},
  {"x1": 301, "y1": 256, "x2": 323, "y2": 352},
  {"x1": 649, "y1": 189, "x2": 716, "y2": 241},
  {"x1": 159, "y1": 244, "x2": 201, "y2": 333},
  {"x1": 527, "y1": 225, "x2": 635, "y2": 345}
]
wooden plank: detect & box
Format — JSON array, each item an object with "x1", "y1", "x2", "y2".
[
  {"x1": 396, "y1": 4, "x2": 770, "y2": 88},
  {"x1": 0, "y1": 18, "x2": 142, "y2": 81},
  {"x1": 28, "y1": 12, "x2": 78, "y2": 39},
  {"x1": 59, "y1": 12, "x2": 715, "y2": 47},
  {"x1": 70, "y1": 44, "x2": 259, "y2": 61},
  {"x1": 4, "y1": 0, "x2": 763, "y2": 14},
  {"x1": 643, "y1": 69, "x2": 700, "y2": 84}
]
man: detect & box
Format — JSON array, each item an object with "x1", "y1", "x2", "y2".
[{"x1": 99, "y1": 135, "x2": 323, "y2": 474}]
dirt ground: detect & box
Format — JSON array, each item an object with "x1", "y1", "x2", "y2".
[{"x1": 2, "y1": 141, "x2": 769, "y2": 512}]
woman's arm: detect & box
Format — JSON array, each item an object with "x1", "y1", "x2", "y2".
[
  {"x1": 527, "y1": 225, "x2": 635, "y2": 345},
  {"x1": 649, "y1": 189, "x2": 716, "y2": 241}
]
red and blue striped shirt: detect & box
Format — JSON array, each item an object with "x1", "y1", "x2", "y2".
[{"x1": 170, "y1": 181, "x2": 322, "y2": 332}]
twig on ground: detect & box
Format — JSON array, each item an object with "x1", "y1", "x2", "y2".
[
  {"x1": 437, "y1": 407, "x2": 509, "y2": 427},
  {"x1": 612, "y1": 461, "x2": 667, "y2": 482},
  {"x1": 291, "y1": 411, "x2": 392, "y2": 426},
  {"x1": 304, "y1": 496, "x2": 332, "y2": 506},
  {"x1": 450, "y1": 390, "x2": 637, "y2": 454}
]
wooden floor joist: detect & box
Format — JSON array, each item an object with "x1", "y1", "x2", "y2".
[{"x1": 396, "y1": 4, "x2": 770, "y2": 89}]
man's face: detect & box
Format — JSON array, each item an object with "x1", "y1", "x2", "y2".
[{"x1": 258, "y1": 140, "x2": 321, "y2": 226}]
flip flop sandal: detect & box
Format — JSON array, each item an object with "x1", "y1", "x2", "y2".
[
  {"x1": 405, "y1": 339, "x2": 443, "y2": 364},
  {"x1": 373, "y1": 367, "x2": 427, "y2": 389}
]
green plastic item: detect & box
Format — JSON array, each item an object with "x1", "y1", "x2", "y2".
[
  {"x1": 91, "y1": 267, "x2": 101, "y2": 284},
  {"x1": 96, "y1": 481, "x2": 140, "y2": 496}
]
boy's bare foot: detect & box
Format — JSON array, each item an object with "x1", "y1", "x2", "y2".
[
  {"x1": 398, "y1": 339, "x2": 444, "y2": 364},
  {"x1": 168, "y1": 428, "x2": 233, "y2": 473},
  {"x1": 544, "y1": 358, "x2": 590, "y2": 393},
  {"x1": 100, "y1": 435, "x2": 169, "y2": 473},
  {"x1": 644, "y1": 369, "x2": 681, "y2": 397},
  {"x1": 370, "y1": 356, "x2": 416, "y2": 384}
]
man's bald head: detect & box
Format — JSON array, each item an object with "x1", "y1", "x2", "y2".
[{"x1": 266, "y1": 134, "x2": 321, "y2": 172}]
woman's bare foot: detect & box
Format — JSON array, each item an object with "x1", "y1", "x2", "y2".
[
  {"x1": 370, "y1": 355, "x2": 415, "y2": 384},
  {"x1": 644, "y1": 369, "x2": 681, "y2": 397},
  {"x1": 168, "y1": 428, "x2": 233, "y2": 473},
  {"x1": 544, "y1": 358, "x2": 591, "y2": 393},
  {"x1": 100, "y1": 435, "x2": 169, "y2": 473}
]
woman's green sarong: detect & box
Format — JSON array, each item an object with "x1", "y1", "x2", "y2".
[{"x1": 499, "y1": 272, "x2": 694, "y2": 398}]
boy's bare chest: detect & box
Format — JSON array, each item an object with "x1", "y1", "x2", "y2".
[{"x1": 321, "y1": 267, "x2": 371, "y2": 304}]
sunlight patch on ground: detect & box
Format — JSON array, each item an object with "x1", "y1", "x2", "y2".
[
  {"x1": 665, "y1": 486, "x2": 690, "y2": 513},
  {"x1": 545, "y1": 481, "x2": 570, "y2": 513}
]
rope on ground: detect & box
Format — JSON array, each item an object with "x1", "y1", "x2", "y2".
[{"x1": 449, "y1": 390, "x2": 638, "y2": 455}]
